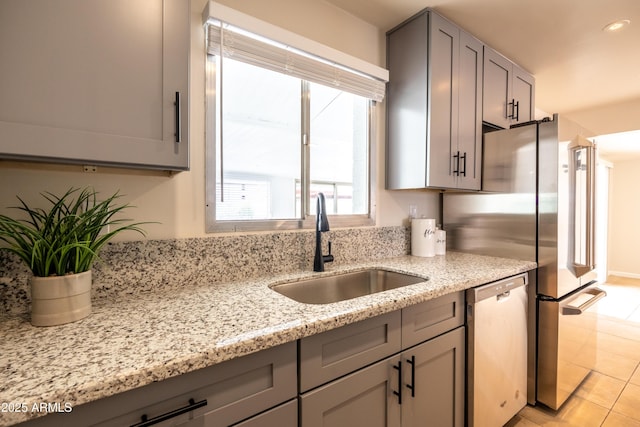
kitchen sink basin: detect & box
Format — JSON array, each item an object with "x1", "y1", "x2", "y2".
[{"x1": 270, "y1": 269, "x2": 426, "y2": 304}]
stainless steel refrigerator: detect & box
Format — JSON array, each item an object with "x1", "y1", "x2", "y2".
[{"x1": 443, "y1": 114, "x2": 606, "y2": 410}]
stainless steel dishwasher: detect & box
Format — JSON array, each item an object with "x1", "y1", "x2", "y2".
[{"x1": 467, "y1": 272, "x2": 529, "y2": 427}]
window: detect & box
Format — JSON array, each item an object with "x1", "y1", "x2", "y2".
[{"x1": 204, "y1": 9, "x2": 386, "y2": 232}]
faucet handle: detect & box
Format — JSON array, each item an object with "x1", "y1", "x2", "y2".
[{"x1": 328, "y1": 240, "x2": 332, "y2": 255}]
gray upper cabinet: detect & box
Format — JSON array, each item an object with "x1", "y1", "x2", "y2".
[
  {"x1": 483, "y1": 46, "x2": 535, "y2": 129},
  {"x1": 0, "y1": 0, "x2": 190, "y2": 171},
  {"x1": 386, "y1": 9, "x2": 483, "y2": 191}
]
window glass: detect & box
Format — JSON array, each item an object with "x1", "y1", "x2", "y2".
[
  {"x1": 216, "y1": 59, "x2": 301, "y2": 221},
  {"x1": 309, "y1": 82, "x2": 369, "y2": 215},
  {"x1": 207, "y1": 56, "x2": 373, "y2": 231}
]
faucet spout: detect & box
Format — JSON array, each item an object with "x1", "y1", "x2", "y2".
[{"x1": 314, "y1": 193, "x2": 334, "y2": 272}]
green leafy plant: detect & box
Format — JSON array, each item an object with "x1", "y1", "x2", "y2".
[{"x1": 0, "y1": 187, "x2": 149, "y2": 277}]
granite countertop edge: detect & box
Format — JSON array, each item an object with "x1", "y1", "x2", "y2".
[{"x1": 0, "y1": 252, "x2": 536, "y2": 426}]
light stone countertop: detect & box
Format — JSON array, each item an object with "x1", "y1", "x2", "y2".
[{"x1": 0, "y1": 252, "x2": 536, "y2": 426}]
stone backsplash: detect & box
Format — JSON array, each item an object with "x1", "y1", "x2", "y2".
[{"x1": 0, "y1": 226, "x2": 409, "y2": 316}]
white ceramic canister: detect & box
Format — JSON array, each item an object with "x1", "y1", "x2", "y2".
[
  {"x1": 436, "y1": 227, "x2": 446, "y2": 255},
  {"x1": 411, "y1": 218, "x2": 436, "y2": 257}
]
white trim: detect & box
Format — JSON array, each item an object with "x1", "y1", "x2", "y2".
[
  {"x1": 608, "y1": 270, "x2": 640, "y2": 280},
  {"x1": 202, "y1": 1, "x2": 388, "y2": 83}
]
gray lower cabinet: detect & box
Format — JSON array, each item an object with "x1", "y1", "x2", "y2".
[
  {"x1": 0, "y1": 0, "x2": 190, "y2": 171},
  {"x1": 300, "y1": 292, "x2": 465, "y2": 427},
  {"x1": 300, "y1": 327, "x2": 465, "y2": 427},
  {"x1": 18, "y1": 342, "x2": 297, "y2": 427}
]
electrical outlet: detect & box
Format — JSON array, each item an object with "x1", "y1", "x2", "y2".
[{"x1": 83, "y1": 165, "x2": 97, "y2": 173}]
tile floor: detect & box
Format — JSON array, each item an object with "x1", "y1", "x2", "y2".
[{"x1": 506, "y1": 276, "x2": 640, "y2": 426}]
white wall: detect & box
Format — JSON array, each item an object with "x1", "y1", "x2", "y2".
[
  {"x1": 0, "y1": 0, "x2": 440, "y2": 242},
  {"x1": 566, "y1": 97, "x2": 640, "y2": 137},
  {"x1": 608, "y1": 158, "x2": 640, "y2": 278}
]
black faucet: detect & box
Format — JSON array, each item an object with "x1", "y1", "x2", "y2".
[{"x1": 313, "y1": 193, "x2": 334, "y2": 272}]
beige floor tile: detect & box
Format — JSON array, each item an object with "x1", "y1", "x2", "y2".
[
  {"x1": 574, "y1": 371, "x2": 626, "y2": 409},
  {"x1": 518, "y1": 404, "x2": 569, "y2": 426},
  {"x1": 518, "y1": 397, "x2": 608, "y2": 427},
  {"x1": 594, "y1": 284, "x2": 640, "y2": 320},
  {"x1": 596, "y1": 317, "x2": 640, "y2": 342},
  {"x1": 631, "y1": 366, "x2": 640, "y2": 387},
  {"x1": 628, "y1": 307, "x2": 640, "y2": 324},
  {"x1": 504, "y1": 414, "x2": 542, "y2": 426},
  {"x1": 613, "y1": 383, "x2": 640, "y2": 421},
  {"x1": 603, "y1": 412, "x2": 640, "y2": 427},
  {"x1": 592, "y1": 347, "x2": 639, "y2": 381},
  {"x1": 596, "y1": 332, "x2": 640, "y2": 361}
]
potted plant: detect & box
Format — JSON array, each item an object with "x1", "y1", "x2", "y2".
[{"x1": 0, "y1": 187, "x2": 149, "y2": 326}]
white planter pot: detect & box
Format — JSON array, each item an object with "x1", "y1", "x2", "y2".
[{"x1": 30, "y1": 270, "x2": 92, "y2": 327}]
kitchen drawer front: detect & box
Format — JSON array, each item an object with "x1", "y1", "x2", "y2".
[
  {"x1": 230, "y1": 398, "x2": 298, "y2": 427},
  {"x1": 27, "y1": 342, "x2": 296, "y2": 427},
  {"x1": 401, "y1": 291, "x2": 464, "y2": 349},
  {"x1": 300, "y1": 311, "x2": 401, "y2": 392}
]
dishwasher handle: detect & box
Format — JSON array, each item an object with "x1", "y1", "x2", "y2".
[{"x1": 562, "y1": 287, "x2": 607, "y2": 315}]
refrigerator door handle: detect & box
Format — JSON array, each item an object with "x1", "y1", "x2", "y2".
[
  {"x1": 568, "y1": 136, "x2": 597, "y2": 277},
  {"x1": 562, "y1": 287, "x2": 607, "y2": 315}
]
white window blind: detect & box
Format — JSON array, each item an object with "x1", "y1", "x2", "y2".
[{"x1": 205, "y1": 15, "x2": 387, "y2": 102}]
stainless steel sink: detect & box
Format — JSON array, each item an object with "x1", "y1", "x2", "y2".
[{"x1": 271, "y1": 269, "x2": 426, "y2": 304}]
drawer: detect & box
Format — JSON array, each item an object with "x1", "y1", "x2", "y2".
[
  {"x1": 299, "y1": 311, "x2": 401, "y2": 392},
  {"x1": 27, "y1": 342, "x2": 297, "y2": 427},
  {"x1": 230, "y1": 398, "x2": 298, "y2": 427},
  {"x1": 401, "y1": 291, "x2": 465, "y2": 349}
]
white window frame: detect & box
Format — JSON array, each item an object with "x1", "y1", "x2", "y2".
[{"x1": 203, "y1": 3, "x2": 386, "y2": 233}]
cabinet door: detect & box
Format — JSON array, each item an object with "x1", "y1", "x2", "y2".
[
  {"x1": 386, "y1": 12, "x2": 429, "y2": 190},
  {"x1": 426, "y1": 13, "x2": 459, "y2": 189},
  {"x1": 456, "y1": 31, "x2": 483, "y2": 190},
  {"x1": 483, "y1": 46, "x2": 512, "y2": 129},
  {"x1": 402, "y1": 327, "x2": 465, "y2": 427},
  {"x1": 0, "y1": 0, "x2": 189, "y2": 170},
  {"x1": 512, "y1": 65, "x2": 535, "y2": 124},
  {"x1": 300, "y1": 356, "x2": 402, "y2": 427}
]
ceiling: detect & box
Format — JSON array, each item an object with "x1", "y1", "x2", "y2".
[{"x1": 324, "y1": 0, "x2": 640, "y2": 161}]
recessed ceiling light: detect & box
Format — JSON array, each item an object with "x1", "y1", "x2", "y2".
[{"x1": 603, "y1": 19, "x2": 630, "y2": 32}]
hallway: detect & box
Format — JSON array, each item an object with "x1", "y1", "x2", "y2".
[{"x1": 508, "y1": 276, "x2": 640, "y2": 426}]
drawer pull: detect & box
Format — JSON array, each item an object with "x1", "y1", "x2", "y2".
[
  {"x1": 406, "y1": 355, "x2": 416, "y2": 397},
  {"x1": 393, "y1": 361, "x2": 402, "y2": 404},
  {"x1": 131, "y1": 398, "x2": 207, "y2": 427},
  {"x1": 174, "y1": 91, "x2": 181, "y2": 143}
]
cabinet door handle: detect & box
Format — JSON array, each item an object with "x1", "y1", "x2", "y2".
[
  {"x1": 452, "y1": 151, "x2": 460, "y2": 176},
  {"x1": 507, "y1": 99, "x2": 515, "y2": 119},
  {"x1": 406, "y1": 355, "x2": 416, "y2": 397},
  {"x1": 130, "y1": 398, "x2": 207, "y2": 427},
  {"x1": 174, "y1": 91, "x2": 181, "y2": 143},
  {"x1": 460, "y1": 152, "x2": 467, "y2": 177},
  {"x1": 393, "y1": 361, "x2": 402, "y2": 404},
  {"x1": 514, "y1": 100, "x2": 520, "y2": 121}
]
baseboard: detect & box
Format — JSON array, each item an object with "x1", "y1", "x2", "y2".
[{"x1": 608, "y1": 270, "x2": 640, "y2": 280}]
